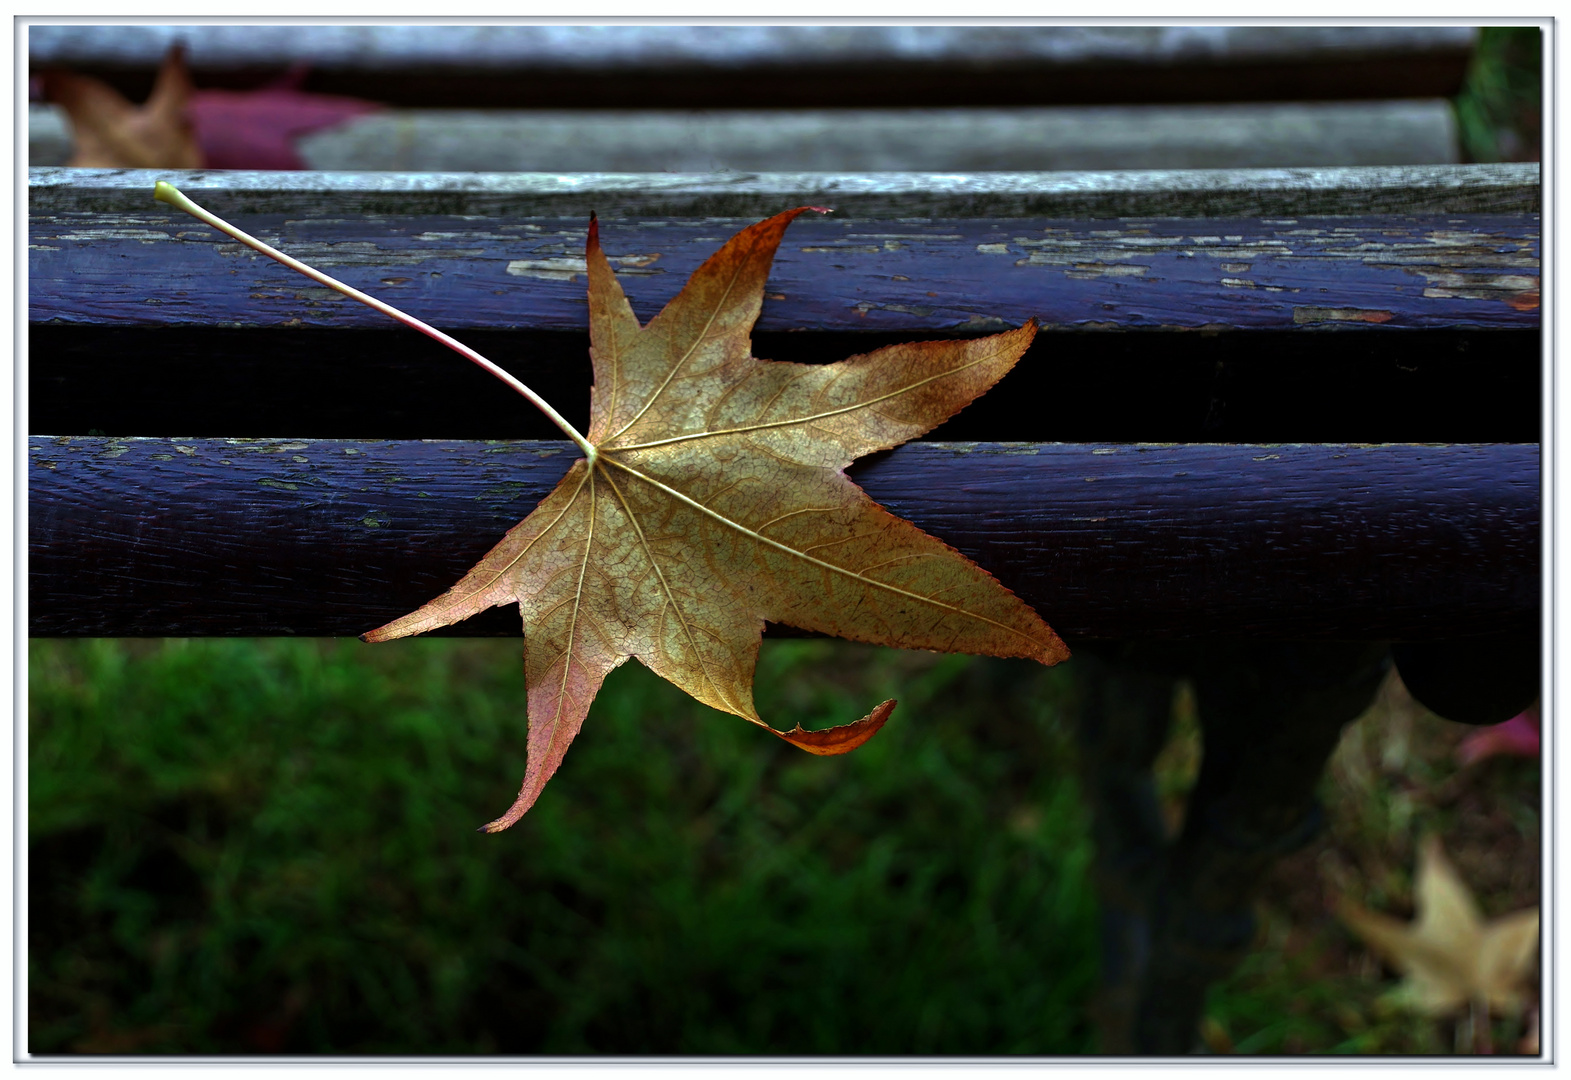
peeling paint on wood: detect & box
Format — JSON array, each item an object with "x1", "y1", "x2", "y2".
[
  {"x1": 1293, "y1": 307, "x2": 1396, "y2": 325},
  {"x1": 30, "y1": 213, "x2": 1539, "y2": 334}
]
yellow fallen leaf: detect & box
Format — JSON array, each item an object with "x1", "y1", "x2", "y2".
[{"x1": 1339, "y1": 835, "x2": 1538, "y2": 1016}]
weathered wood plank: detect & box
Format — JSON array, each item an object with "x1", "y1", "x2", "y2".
[
  {"x1": 28, "y1": 25, "x2": 1479, "y2": 76},
  {"x1": 283, "y1": 102, "x2": 1460, "y2": 173},
  {"x1": 31, "y1": 101, "x2": 1462, "y2": 173},
  {"x1": 28, "y1": 438, "x2": 1539, "y2": 640},
  {"x1": 27, "y1": 25, "x2": 1479, "y2": 108},
  {"x1": 27, "y1": 164, "x2": 1540, "y2": 219},
  {"x1": 29, "y1": 211, "x2": 1539, "y2": 334}
]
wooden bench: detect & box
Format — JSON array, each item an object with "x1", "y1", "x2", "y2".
[
  {"x1": 27, "y1": 24, "x2": 1480, "y2": 108},
  {"x1": 29, "y1": 21, "x2": 1546, "y2": 1056},
  {"x1": 30, "y1": 24, "x2": 1474, "y2": 172},
  {"x1": 24, "y1": 6, "x2": 1542, "y2": 1034},
  {"x1": 28, "y1": 162, "x2": 1541, "y2": 1055},
  {"x1": 29, "y1": 163, "x2": 1540, "y2": 640}
]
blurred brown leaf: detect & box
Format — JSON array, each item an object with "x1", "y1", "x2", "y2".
[
  {"x1": 41, "y1": 45, "x2": 203, "y2": 168},
  {"x1": 1339, "y1": 835, "x2": 1538, "y2": 1017},
  {"x1": 40, "y1": 47, "x2": 380, "y2": 170}
]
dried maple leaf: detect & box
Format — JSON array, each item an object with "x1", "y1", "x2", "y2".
[
  {"x1": 41, "y1": 45, "x2": 203, "y2": 169},
  {"x1": 153, "y1": 187, "x2": 1068, "y2": 831},
  {"x1": 1339, "y1": 835, "x2": 1539, "y2": 1016}
]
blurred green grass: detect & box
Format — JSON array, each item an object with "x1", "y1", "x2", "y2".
[
  {"x1": 28, "y1": 639, "x2": 1538, "y2": 1056},
  {"x1": 29, "y1": 637, "x2": 1097, "y2": 1055}
]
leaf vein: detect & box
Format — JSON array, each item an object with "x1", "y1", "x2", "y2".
[
  {"x1": 605, "y1": 457, "x2": 1044, "y2": 648},
  {"x1": 757, "y1": 506, "x2": 839, "y2": 535},
  {"x1": 610, "y1": 338, "x2": 1015, "y2": 453},
  {"x1": 596, "y1": 461, "x2": 751, "y2": 718},
  {"x1": 550, "y1": 466, "x2": 598, "y2": 741},
  {"x1": 431, "y1": 463, "x2": 591, "y2": 618},
  {"x1": 608, "y1": 247, "x2": 753, "y2": 443}
]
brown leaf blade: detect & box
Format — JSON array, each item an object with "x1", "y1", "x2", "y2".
[
  {"x1": 587, "y1": 208, "x2": 829, "y2": 446},
  {"x1": 370, "y1": 208, "x2": 1065, "y2": 829},
  {"x1": 42, "y1": 45, "x2": 203, "y2": 169}
]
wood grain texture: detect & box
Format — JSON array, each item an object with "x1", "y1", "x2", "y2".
[
  {"x1": 27, "y1": 164, "x2": 1540, "y2": 219},
  {"x1": 30, "y1": 212, "x2": 1539, "y2": 335},
  {"x1": 29, "y1": 438, "x2": 1539, "y2": 640}
]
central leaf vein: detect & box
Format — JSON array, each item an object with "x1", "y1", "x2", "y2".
[
  {"x1": 602, "y1": 455, "x2": 1045, "y2": 647},
  {"x1": 552, "y1": 465, "x2": 599, "y2": 741},
  {"x1": 608, "y1": 248, "x2": 752, "y2": 443},
  {"x1": 596, "y1": 461, "x2": 752, "y2": 719},
  {"x1": 610, "y1": 339, "x2": 1014, "y2": 453}
]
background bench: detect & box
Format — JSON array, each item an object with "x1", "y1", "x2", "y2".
[
  {"x1": 31, "y1": 25, "x2": 1475, "y2": 172},
  {"x1": 27, "y1": 24, "x2": 1481, "y2": 108}
]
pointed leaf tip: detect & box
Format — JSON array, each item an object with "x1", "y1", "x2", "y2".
[{"x1": 775, "y1": 699, "x2": 896, "y2": 756}]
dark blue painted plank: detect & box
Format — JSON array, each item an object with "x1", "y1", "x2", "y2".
[
  {"x1": 29, "y1": 214, "x2": 1539, "y2": 334},
  {"x1": 28, "y1": 437, "x2": 1538, "y2": 639}
]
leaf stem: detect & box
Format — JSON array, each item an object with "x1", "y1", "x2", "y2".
[{"x1": 153, "y1": 180, "x2": 595, "y2": 458}]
